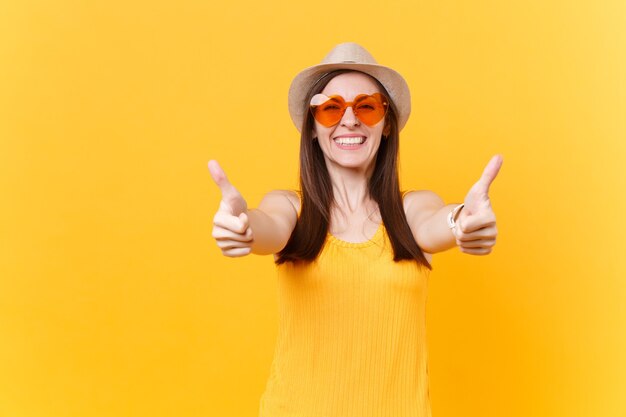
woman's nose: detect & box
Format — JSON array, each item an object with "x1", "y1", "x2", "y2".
[{"x1": 340, "y1": 106, "x2": 360, "y2": 127}]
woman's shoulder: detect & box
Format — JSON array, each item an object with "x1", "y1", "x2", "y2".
[
  {"x1": 260, "y1": 189, "x2": 301, "y2": 217},
  {"x1": 401, "y1": 189, "x2": 445, "y2": 213}
]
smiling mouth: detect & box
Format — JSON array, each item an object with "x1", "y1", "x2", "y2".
[{"x1": 333, "y1": 136, "x2": 366, "y2": 145}]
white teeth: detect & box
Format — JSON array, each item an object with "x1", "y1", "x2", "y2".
[{"x1": 334, "y1": 136, "x2": 365, "y2": 145}]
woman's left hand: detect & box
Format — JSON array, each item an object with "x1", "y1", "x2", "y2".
[{"x1": 454, "y1": 155, "x2": 504, "y2": 255}]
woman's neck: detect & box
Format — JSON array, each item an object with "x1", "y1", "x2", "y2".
[{"x1": 326, "y1": 163, "x2": 377, "y2": 216}]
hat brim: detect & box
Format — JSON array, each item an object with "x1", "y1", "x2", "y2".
[{"x1": 288, "y1": 62, "x2": 411, "y2": 133}]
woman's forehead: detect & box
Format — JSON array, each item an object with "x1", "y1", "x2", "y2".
[{"x1": 321, "y1": 72, "x2": 381, "y2": 98}]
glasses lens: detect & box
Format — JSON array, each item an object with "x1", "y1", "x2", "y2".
[
  {"x1": 311, "y1": 94, "x2": 345, "y2": 127},
  {"x1": 353, "y1": 93, "x2": 388, "y2": 126}
]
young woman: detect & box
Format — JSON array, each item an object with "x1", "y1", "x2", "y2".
[{"x1": 209, "y1": 43, "x2": 502, "y2": 417}]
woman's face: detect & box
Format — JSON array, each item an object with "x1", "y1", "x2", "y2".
[{"x1": 312, "y1": 72, "x2": 388, "y2": 174}]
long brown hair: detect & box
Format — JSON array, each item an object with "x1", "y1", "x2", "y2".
[{"x1": 276, "y1": 70, "x2": 432, "y2": 270}]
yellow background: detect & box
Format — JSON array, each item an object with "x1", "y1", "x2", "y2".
[{"x1": 1, "y1": 0, "x2": 624, "y2": 416}]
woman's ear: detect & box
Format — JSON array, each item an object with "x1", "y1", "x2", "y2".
[
  {"x1": 383, "y1": 124, "x2": 391, "y2": 137},
  {"x1": 311, "y1": 128, "x2": 317, "y2": 140}
]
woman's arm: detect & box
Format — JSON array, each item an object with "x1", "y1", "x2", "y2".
[
  {"x1": 404, "y1": 155, "x2": 503, "y2": 255},
  {"x1": 247, "y1": 190, "x2": 299, "y2": 255},
  {"x1": 208, "y1": 160, "x2": 298, "y2": 257},
  {"x1": 404, "y1": 191, "x2": 459, "y2": 254}
]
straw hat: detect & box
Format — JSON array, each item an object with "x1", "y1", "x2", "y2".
[{"x1": 288, "y1": 42, "x2": 411, "y2": 132}]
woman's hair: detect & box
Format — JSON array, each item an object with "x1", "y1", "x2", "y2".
[{"x1": 276, "y1": 70, "x2": 432, "y2": 270}]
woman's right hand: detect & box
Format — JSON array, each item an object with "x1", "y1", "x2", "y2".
[{"x1": 208, "y1": 160, "x2": 253, "y2": 257}]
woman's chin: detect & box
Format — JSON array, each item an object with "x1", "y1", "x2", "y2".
[{"x1": 326, "y1": 156, "x2": 376, "y2": 172}]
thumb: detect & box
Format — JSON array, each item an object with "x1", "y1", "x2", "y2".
[
  {"x1": 208, "y1": 160, "x2": 247, "y2": 215},
  {"x1": 463, "y1": 154, "x2": 503, "y2": 216},
  {"x1": 208, "y1": 160, "x2": 235, "y2": 195},
  {"x1": 475, "y1": 154, "x2": 503, "y2": 195}
]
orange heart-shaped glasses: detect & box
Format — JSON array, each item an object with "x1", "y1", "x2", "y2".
[{"x1": 310, "y1": 93, "x2": 389, "y2": 127}]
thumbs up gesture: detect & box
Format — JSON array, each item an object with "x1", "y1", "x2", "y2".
[
  {"x1": 208, "y1": 160, "x2": 253, "y2": 257},
  {"x1": 453, "y1": 155, "x2": 503, "y2": 255}
]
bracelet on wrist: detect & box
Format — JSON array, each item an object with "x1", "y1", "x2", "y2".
[{"x1": 447, "y1": 203, "x2": 464, "y2": 229}]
